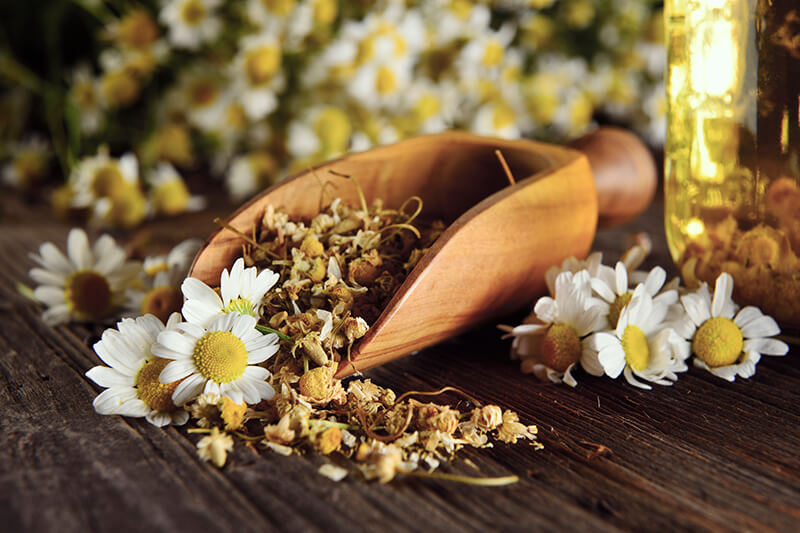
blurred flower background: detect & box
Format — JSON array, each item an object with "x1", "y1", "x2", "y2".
[{"x1": 0, "y1": 0, "x2": 665, "y2": 228}]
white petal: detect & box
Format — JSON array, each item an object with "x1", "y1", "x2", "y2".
[
  {"x1": 67, "y1": 228, "x2": 93, "y2": 270},
  {"x1": 172, "y1": 410, "x2": 190, "y2": 425},
  {"x1": 589, "y1": 332, "x2": 618, "y2": 352},
  {"x1": 219, "y1": 382, "x2": 244, "y2": 405},
  {"x1": 29, "y1": 268, "x2": 66, "y2": 287},
  {"x1": 733, "y1": 306, "x2": 763, "y2": 330},
  {"x1": 623, "y1": 366, "x2": 652, "y2": 390},
  {"x1": 157, "y1": 330, "x2": 197, "y2": 355},
  {"x1": 614, "y1": 262, "x2": 628, "y2": 295},
  {"x1": 598, "y1": 345, "x2": 626, "y2": 378},
  {"x1": 590, "y1": 278, "x2": 616, "y2": 304},
  {"x1": 711, "y1": 273, "x2": 734, "y2": 318},
  {"x1": 533, "y1": 297, "x2": 557, "y2": 324},
  {"x1": 182, "y1": 277, "x2": 222, "y2": 309},
  {"x1": 580, "y1": 342, "x2": 605, "y2": 377},
  {"x1": 92, "y1": 387, "x2": 138, "y2": 415},
  {"x1": 86, "y1": 366, "x2": 135, "y2": 388},
  {"x1": 743, "y1": 338, "x2": 788, "y2": 356},
  {"x1": 34, "y1": 286, "x2": 65, "y2": 306},
  {"x1": 159, "y1": 359, "x2": 197, "y2": 383},
  {"x1": 232, "y1": 377, "x2": 260, "y2": 404},
  {"x1": 247, "y1": 342, "x2": 279, "y2": 364},
  {"x1": 232, "y1": 313, "x2": 258, "y2": 339},
  {"x1": 146, "y1": 411, "x2": 173, "y2": 427},
  {"x1": 32, "y1": 242, "x2": 73, "y2": 273},
  {"x1": 643, "y1": 267, "x2": 666, "y2": 296},
  {"x1": 740, "y1": 315, "x2": 780, "y2": 339},
  {"x1": 116, "y1": 399, "x2": 151, "y2": 417},
  {"x1": 681, "y1": 293, "x2": 710, "y2": 328},
  {"x1": 562, "y1": 364, "x2": 578, "y2": 387},
  {"x1": 172, "y1": 373, "x2": 207, "y2": 405},
  {"x1": 175, "y1": 321, "x2": 206, "y2": 339},
  {"x1": 42, "y1": 305, "x2": 71, "y2": 325},
  {"x1": 693, "y1": 358, "x2": 736, "y2": 382}
]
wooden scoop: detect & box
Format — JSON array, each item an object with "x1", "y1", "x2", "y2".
[{"x1": 189, "y1": 127, "x2": 656, "y2": 378}]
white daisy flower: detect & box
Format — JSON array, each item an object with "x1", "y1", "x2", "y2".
[
  {"x1": 544, "y1": 252, "x2": 603, "y2": 297},
  {"x1": 1, "y1": 136, "x2": 49, "y2": 190},
  {"x1": 173, "y1": 69, "x2": 228, "y2": 133},
  {"x1": 182, "y1": 257, "x2": 279, "y2": 328},
  {"x1": 470, "y1": 98, "x2": 521, "y2": 139},
  {"x1": 588, "y1": 286, "x2": 689, "y2": 390},
  {"x1": 160, "y1": 0, "x2": 222, "y2": 50},
  {"x1": 69, "y1": 148, "x2": 139, "y2": 206},
  {"x1": 231, "y1": 32, "x2": 286, "y2": 120},
  {"x1": 225, "y1": 151, "x2": 279, "y2": 202},
  {"x1": 286, "y1": 105, "x2": 352, "y2": 160},
  {"x1": 348, "y1": 59, "x2": 413, "y2": 111},
  {"x1": 68, "y1": 65, "x2": 104, "y2": 135},
  {"x1": 456, "y1": 23, "x2": 516, "y2": 81},
  {"x1": 400, "y1": 79, "x2": 459, "y2": 134},
  {"x1": 672, "y1": 273, "x2": 789, "y2": 382},
  {"x1": 29, "y1": 228, "x2": 141, "y2": 325},
  {"x1": 346, "y1": 3, "x2": 425, "y2": 68},
  {"x1": 245, "y1": 0, "x2": 296, "y2": 33},
  {"x1": 422, "y1": 1, "x2": 490, "y2": 46},
  {"x1": 591, "y1": 262, "x2": 677, "y2": 330},
  {"x1": 147, "y1": 163, "x2": 206, "y2": 216},
  {"x1": 501, "y1": 270, "x2": 604, "y2": 387},
  {"x1": 86, "y1": 313, "x2": 190, "y2": 427},
  {"x1": 153, "y1": 312, "x2": 279, "y2": 405},
  {"x1": 126, "y1": 238, "x2": 201, "y2": 323}
]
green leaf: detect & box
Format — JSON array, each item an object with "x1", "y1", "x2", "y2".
[{"x1": 255, "y1": 324, "x2": 292, "y2": 342}]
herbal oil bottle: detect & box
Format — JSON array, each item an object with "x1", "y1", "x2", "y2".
[{"x1": 665, "y1": 0, "x2": 800, "y2": 324}]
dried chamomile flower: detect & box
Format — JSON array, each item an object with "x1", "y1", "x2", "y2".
[
  {"x1": 670, "y1": 273, "x2": 788, "y2": 382},
  {"x1": 197, "y1": 427, "x2": 234, "y2": 468},
  {"x1": 318, "y1": 463, "x2": 349, "y2": 482},
  {"x1": 496, "y1": 411, "x2": 539, "y2": 445}
]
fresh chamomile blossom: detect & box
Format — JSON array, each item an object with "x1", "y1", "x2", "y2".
[
  {"x1": 544, "y1": 252, "x2": 604, "y2": 297},
  {"x1": 68, "y1": 65, "x2": 104, "y2": 134},
  {"x1": 588, "y1": 286, "x2": 689, "y2": 390},
  {"x1": 348, "y1": 59, "x2": 413, "y2": 110},
  {"x1": 456, "y1": 23, "x2": 516, "y2": 82},
  {"x1": 286, "y1": 105, "x2": 352, "y2": 161},
  {"x1": 671, "y1": 273, "x2": 788, "y2": 382},
  {"x1": 126, "y1": 238, "x2": 201, "y2": 323},
  {"x1": 470, "y1": 98, "x2": 521, "y2": 139},
  {"x1": 153, "y1": 312, "x2": 279, "y2": 405},
  {"x1": 182, "y1": 257, "x2": 280, "y2": 328},
  {"x1": 422, "y1": 1, "x2": 490, "y2": 46},
  {"x1": 29, "y1": 228, "x2": 141, "y2": 324},
  {"x1": 107, "y1": 9, "x2": 161, "y2": 52},
  {"x1": 245, "y1": 0, "x2": 297, "y2": 33},
  {"x1": 398, "y1": 79, "x2": 458, "y2": 135},
  {"x1": 346, "y1": 3, "x2": 425, "y2": 68},
  {"x1": 173, "y1": 69, "x2": 228, "y2": 133},
  {"x1": 231, "y1": 32, "x2": 286, "y2": 120},
  {"x1": 225, "y1": 151, "x2": 279, "y2": 201},
  {"x1": 591, "y1": 262, "x2": 677, "y2": 330},
  {"x1": 147, "y1": 163, "x2": 206, "y2": 217},
  {"x1": 500, "y1": 270, "x2": 604, "y2": 387},
  {"x1": 160, "y1": 0, "x2": 222, "y2": 50},
  {"x1": 86, "y1": 313, "x2": 190, "y2": 427},
  {"x1": 2, "y1": 136, "x2": 49, "y2": 190}
]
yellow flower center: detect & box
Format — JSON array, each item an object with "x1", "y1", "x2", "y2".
[
  {"x1": 91, "y1": 164, "x2": 125, "y2": 198},
  {"x1": 73, "y1": 81, "x2": 97, "y2": 109},
  {"x1": 151, "y1": 178, "x2": 191, "y2": 216},
  {"x1": 482, "y1": 41, "x2": 504, "y2": 68},
  {"x1": 136, "y1": 357, "x2": 181, "y2": 412},
  {"x1": 145, "y1": 262, "x2": 169, "y2": 277},
  {"x1": 248, "y1": 152, "x2": 277, "y2": 187},
  {"x1": 181, "y1": 0, "x2": 207, "y2": 25},
  {"x1": 375, "y1": 66, "x2": 397, "y2": 95},
  {"x1": 65, "y1": 270, "x2": 112, "y2": 321},
  {"x1": 221, "y1": 297, "x2": 256, "y2": 317},
  {"x1": 226, "y1": 103, "x2": 248, "y2": 130},
  {"x1": 693, "y1": 317, "x2": 743, "y2": 367},
  {"x1": 155, "y1": 123, "x2": 193, "y2": 167},
  {"x1": 312, "y1": 0, "x2": 337, "y2": 25},
  {"x1": 541, "y1": 322, "x2": 581, "y2": 372},
  {"x1": 492, "y1": 102, "x2": 515, "y2": 130},
  {"x1": 141, "y1": 286, "x2": 183, "y2": 324},
  {"x1": 314, "y1": 108, "x2": 351, "y2": 154},
  {"x1": 608, "y1": 291, "x2": 633, "y2": 329},
  {"x1": 118, "y1": 10, "x2": 159, "y2": 49},
  {"x1": 101, "y1": 69, "x2": 141, "y2": 108},
  {"x1": 413, "y1": 94, "x2": 440, "y2": 122},
  {"x1": 104, "y1": 183, "x2": 148, "y2": 229},
  {"x1": 450, "y1": 0, "x2": 472, "y2": 20},
  {"x1": 15, "y1": 151, "x2": 46, "y2": 186},
  {"x1": 192, "y1": 331, "x2": 249, "y2": 383},
  {"x1": 189, "y1": 79, "x2": 219, "y2": 108},
  {"x1": 621, "y1": 325, "x2": 649, "y2": 371},
  {"x1": 262, "y1": 0, "x2": 295, "y2": 16},
  {"x1": 245, "y1": 46, "x2": 281, "y2": 87}
]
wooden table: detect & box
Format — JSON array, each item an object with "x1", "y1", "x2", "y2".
[{"x1": 1, "y1": 188, "x2": 798, "y2": 533}]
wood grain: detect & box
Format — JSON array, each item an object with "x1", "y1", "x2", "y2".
[{"x1": 1, "y1": 191, "x2": 799, "y2": 532}]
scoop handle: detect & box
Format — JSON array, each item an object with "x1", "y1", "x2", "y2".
[{"x1": 569, "y1": 126, "x2": 658, "y2": 228}]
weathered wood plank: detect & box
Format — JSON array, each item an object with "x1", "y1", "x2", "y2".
[{"x1": 1, "y1": 192, "x2": 799, "y2": 533}]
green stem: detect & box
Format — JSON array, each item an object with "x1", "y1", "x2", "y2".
[
  {"x1": 255, "y1": 324, "x2": 292, "y2": 342},
  {"x1": 15, "y1": 282, "x2": 37, "y2": 303}
]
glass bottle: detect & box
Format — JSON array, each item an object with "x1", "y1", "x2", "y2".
[{"x1": 665, "y1": 0, "x2": 800, "y2": 324}]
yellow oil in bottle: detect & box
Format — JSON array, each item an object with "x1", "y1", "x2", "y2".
[{"x1": 665, "y1": 0, "x2": 800, "y2": 324}]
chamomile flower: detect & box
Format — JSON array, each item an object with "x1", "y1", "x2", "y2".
[
  {"x1": 174, "y1": 69, "x2": 228, "y2": 133},
  {"x1": 672, "y1": 273, "x2": 788, "y2": 382},
  {"x1": 107, "y1": 9, "x2": 160, "y2": 51},
  {"x1": 29, "y1": 228, "x2": 141, "y2": 325},
  {"x1": 423, "y1": 1, "x2": 490, "y2": 46},
  {"x1": 225, "y1": 151, "x2": 279, "y2": 201},
  {"x1": 153, "y1": 312, "x2": 279, "y2": 405},
  {"x1": 245, "y1": 0, "x2": 297, "y2": 33},
  {"x1": 86, "y1": 313, "x2": 190, "y2": 427},
  {"x1": 470, "y1": 98, "x2": 521, "y2": 139},
  {"x1": 70, "y1": 149, "x2": 148, "y2": 228},
  {"x1": 544, "y1": 252, "x2": 603, "y2": 297},
  {"x1": 126, "y1": 238, "x2": 201, "y2": 323},
  {"x1": 399, "y1": 79, "x2": 458, "y2": 134},
  {"x1": 68, "y1": 65, "x2": 104, "y2": 135},
  {"x1": 501, "y1": 270, "x2": 604, "y2": 387},
  {"x1": 588, "y1": 286, "x2": 689, "y2": 390},
  {"x1": 147, "y1": 163, "x2": 206, "y2": 216},
  {"x1": 456, "y1": 23, "x2": 516, "y2": 81},
  {"x1": 182, "y1": 257, "x2": 279, "y2": 327},
  {"x1": 160, "y1": 0, "x2": 222, "y2": 50},
  {"x1": 591, "y1": 262, "x2": 676, "y2": 329},
  {"x1": 2, "y1": 136, "x2": 49, "y2": 190},
  {"x1": 231, "y1": 32, "x2": 286, "y2": 120},
  {"x1": 287, "y1": 105, "x2": 352, "y2": 160},
  {"x1": 348, "y1": 59, "x2": 413, "y2": 110}
]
